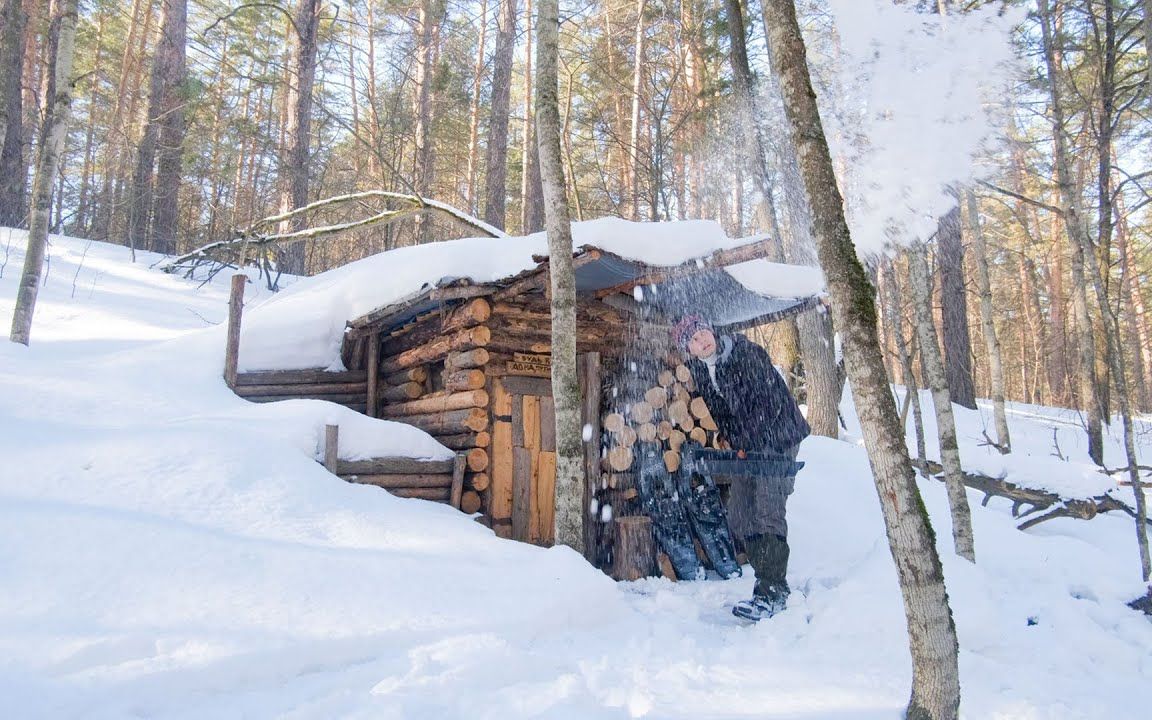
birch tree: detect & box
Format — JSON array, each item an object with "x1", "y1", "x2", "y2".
[
  {"x1": 909, "y1": 240, "x2": 976, "y2": 562},
  {"x1": 761, "y1": 1, "x2": 960, "y2": 715},
  {"x1": 966, "y1": 189, "x2": 1010, "y2": 452},
  {"x1": 10, "y1": 0, "x2": 79, "y2": 345},
  {"x1": 536, "y1": 0, "x2": 582, "y2": 549}
]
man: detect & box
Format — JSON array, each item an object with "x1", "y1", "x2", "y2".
[{"x1": 673, "y1": 314, "x2": 810, "y2": 621}]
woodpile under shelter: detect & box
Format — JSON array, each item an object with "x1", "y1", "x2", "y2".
[{"x1": 227, "y1": 228, "x2": 823, "y2": 574}]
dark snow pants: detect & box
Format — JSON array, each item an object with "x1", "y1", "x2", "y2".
[{"x1": 725, "y1": 443, "x2": 801, "y2": 541}]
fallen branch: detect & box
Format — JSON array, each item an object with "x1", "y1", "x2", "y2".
[
  {"x1": 160, "y1": 191, "x2": 507, "y2": 280},
  {"x1": 915, "y1": 460, "x2": 1150, "y2": 531}
]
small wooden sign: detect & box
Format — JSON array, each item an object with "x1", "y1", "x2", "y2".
[{"x1": 508, "y1": 352, "x2": 551, "y2": 377}]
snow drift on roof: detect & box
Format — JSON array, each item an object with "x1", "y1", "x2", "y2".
[{"x1": 238, "y1": 218, "x2": 825, "y2": 371}]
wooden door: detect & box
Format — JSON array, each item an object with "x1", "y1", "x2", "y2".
[{"x1": 503, "y1": 376, "x2": 556, "y2": 545}]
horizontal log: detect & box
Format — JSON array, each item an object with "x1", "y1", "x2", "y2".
[
  {"x1": 690, "y1": 427, "x2": 708, "y2": 445},
  {"x1": 675, "y1": 364, "x2": 692, "y2": 383},
  {"x1": 657, "y1": 370, "x2": 675, "y2": 387},
  {"x1": 381, "y1": 382, "x2": 424, "y2": 401},
  {"x1": 435, "y1": 431, "x2": 491, "y2": 450},
  {"x1": 690, "y1": 397, "x2": 711, "y2": 419},
  {"x1": 383, "y1": 299, "x2": 493, "y2": 353},
  {"x1": 664, "y1": 450, "x2": 681, "y2": 473},
  {"x1": 243, "y1": 393, "x2": 365, "y2": 404},
  {"x1": 466, "y1": 448, "x2": 490, "y2": 472},
  {"x1": 390, "y1": 487, "x2": 452, "y2": 501},
  {"x1": 446, "y1": 348, "x2": 490, "y2": 370},
  {"x1": 338, "y1": 457, "x2": 455, "y2": 475},
  {"x1": 644, "y1": 386, "x2": 668, "y2": 408},
  {"x1": 234, "y1": 381, "x2": 367, "y2": 397},
  {"x1": 630, "y1": 401, "x2": 654, "y2": 424},
  {"x1": 603, "y1": 413, "x2": 626, "y2": 433},
  {"x1": 382, "y1": 366, "x2": 428, "y2": 386},
  {"x1": 399, "y1": 407, "x2": 489, "y2": 435},
  {"x1": 608, "y1": 446, "x2": 634, "y2": 472},
  {"x1": 381, "y1": 325, "x2": 492, "y2": 372},
  {"x1": 467, "y1": 472, "x2": 491, "y2": 492},
  {"x1": 381, "y1": 390, "x2": 489, "y2": 417},
  {"x1": 638, "y1": 422, "x2": 658, "y2": 442},
  {"x1": 444, "y1": 369, "x2": 486, "y2": 392},
  {"x1": 460, "y1": 490, "x2": 482, "y2": 514},
  {"x1": 235, "y1": 369, "x2": 366, "y2": 386},
  {"x1": 344, "y1": 473, "x2": 454, "y2": 489}
]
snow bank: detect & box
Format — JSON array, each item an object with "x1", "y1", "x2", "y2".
[{"x1": 2, "y1": 230, "x2": 1150, "y2": 719}]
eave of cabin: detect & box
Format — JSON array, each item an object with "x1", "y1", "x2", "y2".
[{"x1": 345, "y1": 242, "x2": 822, "y2": 340}]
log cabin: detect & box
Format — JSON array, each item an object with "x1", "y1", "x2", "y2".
[{"x1": 228, "y1": 222, "x2": 824, "y2": 575}]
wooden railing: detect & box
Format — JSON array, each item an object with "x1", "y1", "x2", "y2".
[{"x1": 323, "y1": 424, "x2": 470, "y2": 510}]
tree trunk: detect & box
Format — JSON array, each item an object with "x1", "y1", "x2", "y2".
[
  {"x1": 937, "y1": 205, "x2": 976, "y2": 409},
  {"x1": 278, "y1": 0, "x2": 321, "y2": 274},
  {"x1": 729, "y1": 0, "x2": 841, "y2": 438},
  {"x1": 483, "y1": 0, "x2": 517, "y2": 230},
  {"x1": 1038, "y1": 0, "x2": 1104, "y2": 465},
  {"x1": 10, "y1": 0, "x2": 77, "y2": 345},
  {"x1": 536, "y1": 0, "x2": 582, "y2": 551},
  {"x1": 760, "y1": 3, "x2": 960, "y2": 717},
  {"x1": 1119, "y1": 207, "x2": 1152, "y2": 411},
  {"x1": 147, "y1": 0, "x2": 187, "y2": 255},
  {"x1": 1145, "y1": 0, "x2": 1151, "y2": 98},
  {"x1": 883, "y1": 258, "x2": 928, "y2": 476},
  {"x1": 0, "y1": 0, "x2": 26, "y2": 226},
  {"x1": 909, "y1": 241, "x2": 976, "y2": 562},
  {"x1": 628, "y1": 0, "x2": 647, "y2": 220},
  {"x1": 465, "y1": 0, "x2": 489, "y2": 212},
  {"x1": 519, "y1": 0, "x2": 545, "y2": 234},
  {"x1": 965, "y1": 189, "x2": 1010, "y2": 451}
]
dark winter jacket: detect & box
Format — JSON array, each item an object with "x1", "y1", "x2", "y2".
[{"x1": 686, "y1": 334, "x2": 811, "y2": 455}]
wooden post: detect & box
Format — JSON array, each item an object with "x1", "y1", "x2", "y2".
[
  {"x1": 366, "y1": 332, "x2": 380, "y2": 417},
  {"x1": 324, "y1": 424, "x2": 339, "y2": 474},
  {"x1": 579, "y1": 352, "x2": 601, "y2": 561},
  {"x1": 451, "y1": 452, "x2": 467, "y2": 509},
  {"x1": 224, "y1": 274, "x2": 246, "y2": 388}
]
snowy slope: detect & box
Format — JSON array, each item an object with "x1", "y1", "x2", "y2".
[{"x1": 1, "y1": 228, "x2": 1150, "y2": 719}]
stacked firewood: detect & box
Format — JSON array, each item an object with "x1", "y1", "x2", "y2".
[
  {"x1": 371, "y1": 297, "x2": 497, "y2": 515},
  {"x1": 600, "y1": 358, "x2": 724, "y2": 479}
]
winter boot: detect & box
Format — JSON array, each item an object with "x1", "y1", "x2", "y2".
[{"x1": 732, "y1": 533, "x2": 790, "y2": 622}]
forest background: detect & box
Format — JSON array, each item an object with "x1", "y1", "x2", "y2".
[{"x1": 1, "y1": 0, "x2": 1151, "y2": 421}]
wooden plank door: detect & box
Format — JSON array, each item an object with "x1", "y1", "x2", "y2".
[{"x1": 504, "y1": 376, "x2": 556, "y2": 546}]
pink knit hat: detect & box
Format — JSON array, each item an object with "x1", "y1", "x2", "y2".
[{"x1": 671, "y1": 314, "x2": 712, "y2": 351}]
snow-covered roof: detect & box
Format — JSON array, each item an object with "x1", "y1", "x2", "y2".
[{"x1": 238, "y1": 218, "x2": 825, "y2": 372}]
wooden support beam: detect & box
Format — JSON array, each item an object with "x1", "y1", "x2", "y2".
[
  {"x1": 224, "y1": 274, "x2": 246, "y2": 388},
  {"x1": 366, "y1": 333, "x2": 380, "y2": 417},
  {"x1": 337, "y1": 457, "x2": 455, "y2": 475},
  {"x1": 235, "y1": 369, "x2": 366, "y2": 386},
  {"x1": 451, "y1": 453, "x2": 467, "y2": 509},
  {"x1": 324, "y1": 424, "x2": 339, "y2": 474}
]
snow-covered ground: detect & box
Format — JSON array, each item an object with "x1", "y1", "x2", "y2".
[{"x1": 1, "y1": 228, "x2": 1149, "y2": 719}]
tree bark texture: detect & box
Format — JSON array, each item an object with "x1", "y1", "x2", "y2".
[
  {"x1": 148, "y1": 0, "x2": 187, "y2": 255},
  {"x1": 536, "y1": 0, "x2": 583, "y2": 551},
  {"x1": 760, "y1": 3, "x2": 960, "y2": 717},
  {"x1": 883, "y1": 258, "x2": 928, "y2": 475},
  {"x1": 0, "y1": 0, "x2": 26, "y2": 226},
  {"x1": 278, "y1": 0, "x2": 321, "y2": 273},
  {"x1": 725, "y1": 0, "x2": 839, "y2": 438},
  {"x1": 10, "y1": 0, "x2": 78, "y2": 345},
  {"x1": 937, "y1": 205, "x2": 976, "y2": 409},
  {"x1": 909, "y1": 241, "x2": 976, "y2": 562},
  {"x1": 965, "y1": 189, "x2": 1010, "y2": 452},
  {"x1": 628, "y1": 0, "x2": 647, "y2": 220},
  {"x1": 1038, "y1": 0, "x2": 1104, "y2": 465},
  {"x1": 483, "y1": 0, "x2": 517, "y2": 230}
]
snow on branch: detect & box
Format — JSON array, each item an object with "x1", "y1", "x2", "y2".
[{"x1": 160, "y1": 191, "x2": 507, "y2": 284}]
